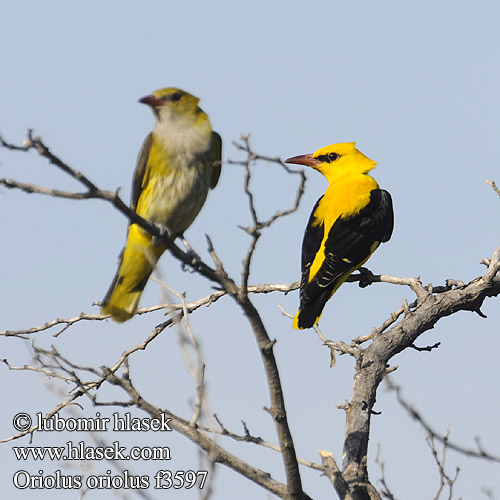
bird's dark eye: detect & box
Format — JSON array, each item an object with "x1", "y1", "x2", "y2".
[{"x1": 316, "y1": 153, "x2": 342, "y2": 163}]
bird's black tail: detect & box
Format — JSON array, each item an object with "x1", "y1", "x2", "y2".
[{"x1": 293, "y1": 290, "x2": 331, "y2": 329}]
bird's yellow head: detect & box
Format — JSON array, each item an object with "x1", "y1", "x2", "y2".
[
  {"x1": 286, "y1": 142, "x2": 377, "y2": 183},
  {"x1": 139, "y1": 87, "x2": 204, "y2": 124}
]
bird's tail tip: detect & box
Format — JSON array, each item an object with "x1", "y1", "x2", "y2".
[
  {"x1": 101, "y1": 296, "x2": 139, "y2": 322},
  {"x1": 292, "y1": 309, "x2": 320, "y2": 330}
]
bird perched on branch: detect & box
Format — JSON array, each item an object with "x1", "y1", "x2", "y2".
[
  {"x1": 286, "y1": 143, "x2": 393, "y2": 329},
  {"x1": 101, "y1": 87, "x2": 222, "y2": 322}
]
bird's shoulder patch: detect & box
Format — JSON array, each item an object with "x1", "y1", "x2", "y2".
[
  {"x1": 337, "y1": 187, "x2": 391, "y2": 228},
  {"x1": 325, "y1": 188, "x2": 393, "y2": 256}
]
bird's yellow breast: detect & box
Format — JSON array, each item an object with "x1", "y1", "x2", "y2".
[{"x1": 314, "y1": 174, "x2": 378, "y2": 227}]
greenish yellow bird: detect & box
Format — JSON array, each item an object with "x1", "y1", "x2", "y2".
[
  {"x1": 286, "y1": 142, "x2": 393, "y2": 330},
  {"x1": 101, "y1": 87, "x2": 222, "y2": 322}
]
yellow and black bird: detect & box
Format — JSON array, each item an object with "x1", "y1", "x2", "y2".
[
  {"x1": 286, "y1": 142, "x2": 393, "y2": 330},
  {"x1": 101, "y1": 87, "x2": 222, "y2": 322}
]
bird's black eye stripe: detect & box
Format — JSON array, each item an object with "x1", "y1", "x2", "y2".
[
  {"x1": 317, "y1": 153, "x2": 341, "y2": 163},
  {"x1": 162, "y1": 92, "x2": 182, "y2": 102}
]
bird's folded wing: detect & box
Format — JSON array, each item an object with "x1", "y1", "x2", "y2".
[{"x1": 131, "y1": 133, "x2": 153, "y2": 210}]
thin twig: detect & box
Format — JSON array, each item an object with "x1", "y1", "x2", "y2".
[
  {"x1": 156, "y1": 281, "x2": 208, "y2": 428},
  {"x1": 233, "y1": 134, "x2": 306, "y2": 298},
  {"x1": 0, "y1": 282, "x2": 300, "y2": 338},
  {"x1": 375, "y1": 445, "x2": 397, "y2": 500},
  {"x1": 486, "y1": 179, "x2": 500, "y2": 198},
  {"x1": 427, "y1": 433, "x2": 460, "y2": 500},
  {"x1": 386, "y1": 378, "x2": 500, "y2": 463},
  {"x1": 205, "y1": 415, "x2": 323, "y2": 471}
]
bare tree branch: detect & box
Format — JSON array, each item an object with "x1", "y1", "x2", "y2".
[
  {"x1": 410, "y1": 342, "x2": 441, "y2": 352},
  {"x1": 206, "y1": 415, "x2": 323, "y2": 472},
  {"x1": 0, "y1": 312, "x2": 108, "y2": 338},
  {"x1": 106, "y1": 370, "x2": 311, "y2": 499},
  {"x1": 0, "y1": 282, "x2": 300, "y2": 338},
  {"x1": 1, "y1": 339, "x2": 310, "y2": 499},
  {"x1": 386, "y1": 378, "x2": 500, "y2": 463},
  {"x1": 206, "y1": 137, "x2": 309, "y2": 498},
  {"x1": 157, "y1": 282, "x2": 208, "y2": 427},
  {"x1": 2, "y1": 268, "x2": 470, "y2": 340},
  {"x1": 230, "y1": 134, "x2": 306, "y2": 297},
  {"x1": 427, "y1": 433, "x2": 460, "y2": 500},
  {"x1": 319, "y1": 450, "x2": 355, "y2": 500},
  {"x1": 229, "y1": 134, "x2": 307, "y2": 232},
  {"x1": 339, "y1": 245, "x2": 500, "y2": 495}
]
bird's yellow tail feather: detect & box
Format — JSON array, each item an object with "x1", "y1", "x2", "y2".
[{"x1": 101, "y1": 224, "x2": 165, "y2": 322}]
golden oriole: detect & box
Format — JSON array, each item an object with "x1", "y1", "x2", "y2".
[
  {"x1": 101, "y1": 87, "x2": 222, "y2": 322},
  {"x1": 286, "y1": 142, "x2": 393, "y2": 330}
]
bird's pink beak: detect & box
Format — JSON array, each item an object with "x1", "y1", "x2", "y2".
[
  {"x1": 139, "y1": 94, "x2": 164, "y2": 107},
  {"x1": 285, "y1": 154, "x2": 320, "y2": 167}
]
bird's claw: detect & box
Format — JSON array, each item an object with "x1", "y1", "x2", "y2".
[
  {"x1": 180, "y1": 237, "x2": 201, "y2": 272},
  {"x1": 152, "y1": 223, "x2": 169, "y2": 245},
  {"x1": 357, "y1": 267, "x2": 374, "y2": 288}
]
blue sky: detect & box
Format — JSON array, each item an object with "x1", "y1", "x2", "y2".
[{"x1": 2, "y1": 1, "x2": 500, "y2": 498}]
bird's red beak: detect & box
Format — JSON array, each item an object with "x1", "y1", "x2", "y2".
[
  {"x1": 139, "y1": 94, "x2": 164, "y2": 107},
  {"x1": 285, "y1": 154, "x2": 320, "y2": 167}
]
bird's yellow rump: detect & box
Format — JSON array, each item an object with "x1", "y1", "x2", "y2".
[
  {"x1": 101, "y1": 88, "x2": 222, "y2": 322},
  {"x1": 286, "y1": 142, "x2": 393, "y2": 330}
]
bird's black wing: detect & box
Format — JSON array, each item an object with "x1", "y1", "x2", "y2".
[
  {"x1": 299, "y1": 195, "x2": 325, "y2": 298},
  {"x1": 131, "y1": 133, "x2": 153, "y2": 211},
  {"x1": 208, "y1": 131, "x2": 222, "y2": 189}
]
